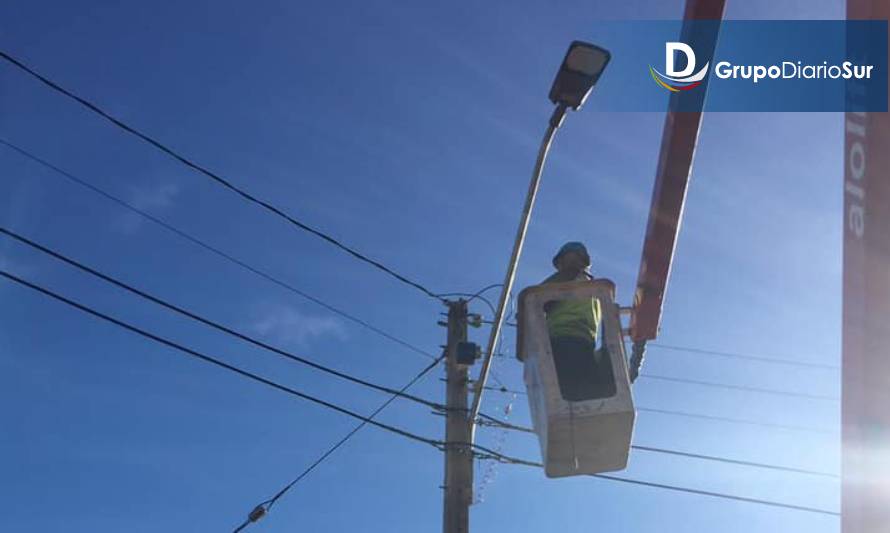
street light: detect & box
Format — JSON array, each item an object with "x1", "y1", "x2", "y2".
[
  {"x1": 468, "y1": 41, "x2": 611, "y2": 432},
  {"x1": 549, "y1": 41, "x2": 612, "y2": 110}
]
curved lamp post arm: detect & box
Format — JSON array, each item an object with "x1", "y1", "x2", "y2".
[{"x1": 468, "y1": 103, "x2": 567, "y2": 439}]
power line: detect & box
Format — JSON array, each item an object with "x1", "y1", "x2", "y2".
[
  {"x1": 0, "y1": 47, "x2": 842, "y2": 528},
  {"x1": 479, "y1": 451, "x2": 838, "y2": 516},
  {"x1": 0, "y1": 268, "x2": 446, "y2": 449},
  {"x1": 3, "y1": 265, "x2": 839, "y2": 522},
  {"x1": 437, "y1": 283, "x2": 502, "y2": 317},
  {"x1": 638, "y1": 373, "x2": 839, "y2": 401},
  {"x1": 5, "y1": 132, "x2": 836, "y2": 413},
  {"x1": 649, "y1": 342, "x2": 839, "y2": 371},
  {"x1": 233, "y1": 355, "x2": 444, "y2": 532},
  {"x1": 0, "y1": 219, "x2": 516, "y2": 441},
  {"x1": 591, "y1": 473, "x2": 839, "y2": 517},
  {"x1": 478, "y1": 370, "x2": 836, "y2": 403},
  {"x1": 0, "y1": 265, "x2": 502, "y2": 530},
  {"x1": 0, "y1": 246, "x2": 494, "y2": 530},
  {"x1": 0, "y1": 137, "x2": 437, "y2": 361},
  {"x1": 0, "y1": 51, "x2": 445, "y2": 303},
  {"x1": 0, "y1": 217, "x2": 514, "y2": 421},
  {"x1": 481, "y1": 385, "x2": 838, "y2": 435},
  {"x1": 476, "y1": 412, "x2": 532, "y2": 434},
  {"x1": 0, "y1": 264, "x2": 509, "y2": 529},
  {"x1": 483, "y1": 384, "x2": 525, "y2": 395},
  {"x1": 0, "y1": 225, "x2": 447, "y2": 411},
  {"x1": 496, "y1": 321, "x2": 839, "y2": 371},
  {"x1": 475, "y1": 416, "x2": 836, "y2": 478},
  {"x1": 635, "y1": 406, "x2": 837, "y2": 435},
  {"x1": 629, "y1": 445, "x2": 837, "y2": 478}
]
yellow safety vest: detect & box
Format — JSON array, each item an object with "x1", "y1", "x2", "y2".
[
  {"x1": 541, "y1": 271, "x2": 600, "y2": 341},
  {"x1": 546, "y1": 297, "x2": 600, "y2": 342}
]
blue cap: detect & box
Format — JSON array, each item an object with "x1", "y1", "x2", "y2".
[{"x1": 553, "y1": 241, "x2": 591, "y2": 268}]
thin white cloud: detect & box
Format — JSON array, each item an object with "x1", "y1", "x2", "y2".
[
  {"x1": 131, "y1": 183, "x2": 180, "y2": 211},
  {"x1": 248, "y1": 305, "x2": 347, "y2": 348},
  {"x1": 115, "y1": 183, "x2": 180, "y2": 234}
]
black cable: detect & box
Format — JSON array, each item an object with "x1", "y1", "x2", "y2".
[
  {"x1": 480, "y1": 385, "x2": 836, "y2": 435},
  {"x1": 441, "y1": 293, "x2": 497, "y2": 318},
  {"x1": 437, "y1": 283, "x2": 502, "y2": 302},
  {"x1": 639, "y1": 373, "x2": 839, "y2": 401},
  {"x1": 0, "y1": 263, "x2": 490, "y2": 532},
  {"x1": 494, "y1": 323, "x2": 837, "y2": 372},
  {"x1": 476, "y1": 413, "x2": 532, "y2": 434},
  {"x1": 629, "y1": 445, "x2": 837, "y2": 478},
  {"x1": 635, "y1": 406, "x2": 837, "y2": 435},
  {"x1": 0, "y1": 268, "x2": 445, "y2": 449},
  {"x1": 590, "y1": 473, "x2": 839, "y2": 516},
  {"x1": 0, "y1": 138, "x2": 437, "y2": 361},
  {"x1": 649, "y1": 342, "x2": 839, "y2": 371},
  {"x1": 0, "y1": 226, "x2": 447, "y2": 412},
  {"x1": 475, "y1": 418, "x2": 837, "y2": 477},
  {"x1": 0, "y1": 233, "x2": 490, "y2": 530},
  {"x1": 437, "y1": 283, "x2": 502, "y2": 317},
  {"x1": 5, "y1": 262, "x2": 838, "y2": 521},
  {"x1": 482, "y1": 385, "x2": 525, "y2": 395},
  {"x1": 478, "y1": 451, "x2": 838, "y2": 516},
  {"x1": 478, "y1": 366, "x2": 838, "y2": 403},
  {"x1": 233, "y1": 354, "x2": 444, "y2": 532},
  {"x1": 0, "y1": 52, "x2": 446, "y2": 303}
]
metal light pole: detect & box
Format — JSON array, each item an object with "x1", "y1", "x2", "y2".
[{"x1": 468, "y1": 42, "x2": 611, "y2": 437}]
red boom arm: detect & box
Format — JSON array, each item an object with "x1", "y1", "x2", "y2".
[{"x1": 630, "y1": 0, "x2": 726, "y2": 345}]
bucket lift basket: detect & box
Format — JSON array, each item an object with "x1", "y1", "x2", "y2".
[{"x1": 517, "y1": 278, "x2": 635, "y2": 477}]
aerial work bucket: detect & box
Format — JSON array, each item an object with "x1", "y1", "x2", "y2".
[{"x1": 517, "y1": 279, "x2": 635, "y2": 478}]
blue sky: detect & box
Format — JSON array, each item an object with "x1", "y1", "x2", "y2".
[{"x1": 1, "y1": 0, "x2": 845, "y2": 531}]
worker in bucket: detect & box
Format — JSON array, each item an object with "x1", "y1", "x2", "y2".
[{"x1": 542, "y1": 242, "x2": 615, "y2": 401}]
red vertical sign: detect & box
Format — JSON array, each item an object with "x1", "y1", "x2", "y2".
[{"x1": 843, "y1": 2, "x2": 890, "y2": 531}]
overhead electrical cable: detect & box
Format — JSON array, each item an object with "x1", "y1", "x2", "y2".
[
  {"x1": 479, "y1": 386, "x2": 836, "y2": 434},
  {"x1": 0, "y1": 224, "x2": 512, "y2": 426},
  {"x1": 232, "y1": 354, "x2": 444, "y2": 532},
  {"x1": 638, "y1": 373, "x2": 839, "y2": 401},
  {"x1": 0, "y1": 51, "x2": 446, "y2": 302},
  {"x1": 0, "y1": 268, "x2": 446, "y2": 448},
  {"x1": 0, "y1": 268, "x2": 839, "y2": 525},
  {"x1": 0, "y1": 138, "x2": 437, "y2": 361},
  {"x1": 589, "y1": 473, "x2": 839, "y2": 516},
  {"x1": 477, "y1": 451, "x2": 839, "y2": 516},
  {"x1": 498, "y1": 319, "x2": 837, "y2": 371},
  {"x1": 0, "y1": 226, "x2": 446, "y2": 410},
  {"x1": 0, "y1": 266, "x2": 505, "y2": 460},
  {"x1": 649, "y1": 342, "x2": 839, "y2": 370},
  {"x1": 628, "y1": 445, "x2": 837, "y2": 478},
  {"x1": 475, "y1": 416, "x2": 836, "y2": 478},
  {"x1": 634, "y1": 406, "x2": 837, "y2": 435}
]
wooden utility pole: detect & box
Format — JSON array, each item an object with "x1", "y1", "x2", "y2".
[{"x1": 442, "y1": 300, "x2": 472, "y2": 533}]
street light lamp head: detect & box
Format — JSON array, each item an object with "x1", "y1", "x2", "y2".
[{"x1": 548, "y1": 41, "x2": 611, "y2": 110}]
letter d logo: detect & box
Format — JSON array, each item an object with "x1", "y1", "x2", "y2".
[
  {"x1": 650, "y1": 41, "x2": 709, "y2": 92},
  {"x1": 666, "y1": 42, "x2": 696, "y2": 77}
]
